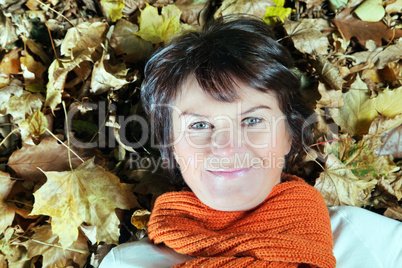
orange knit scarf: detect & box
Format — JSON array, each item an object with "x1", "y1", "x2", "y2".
[{"x1": 147, "y1": 175, "x2": 336, "y2": 268}]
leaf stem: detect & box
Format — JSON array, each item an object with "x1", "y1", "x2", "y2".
[
  {"x1": 17, "y1": 235, "x2": 89, "y2": 254},
  {"x1": 44, "y1": 128, "x2": 84, "y2": 163}
]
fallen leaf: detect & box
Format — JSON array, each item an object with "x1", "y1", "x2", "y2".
[
  {"x1": 378, "y1": 124, "x2": 402, "y2": 158},
  {"x1": 90, "y1": 52, "x2": 131, "y2": 94},
  {"x1": 100, "y1": 0, "x2": 125, "y2": 22},
  {"x1": 329, "y1": 87, "x2": 402, "y2": 135},
  {"x1": 299, "y1": 0, "x2": 325, "y2": 9},
  {"x1": 0, "y1": 10, "x2": 19, "y2": 48},
  {"x1": 332, "y1": 7, "x2": 402, "y2": 46},
  {"x1": 109, "y1": 19, "x2": 153, "y2": 63},
  {"x1": 0, "y1": 91, "x2": 44, "y2": 124},
  {"x1": 316, "y1": 82, "x2": 343, "y2": 108},
  {"x1": 27, "y1": 225, "x2": 89, "y2": 268},
  {"x1": 30, "y1": 159, "x2": 138, "y2": 247},
  {"x1": 8, "y1": 136, "x2": 93, "y2": 182},
  {"x1": 60, "y1": 21, "x2": 109, "y2": 59},
  {"x1": 0, "y1": 172, "x2": 16, "y2": 235},
  {"x1": 314, "y1": 55, "x2": 345, "y2": 90},
  {"x1": 135, "y1": 3, "x2": 191, "y2": 44},
  {"x1": 384, "y1": 205, "x2": 402, "y2": 220},
  {"x1": 215, "y1": 0, "x2": 275, "y2": 19},
  {"x1": 18, "y1": 109, "x2": 48, "y2": 142},
  {"x1": 354, "y1": 0, "x2": 385, "y2": 22},
  {"x1": 0, "y1": 47, "x2": 21, "y2": 77},
  {"x1": 131, "y1": 209, "x2": 151, "y2": 230},
  {"x1": 0, "y1": 79, "x2": 24, "y2": 107},
  {"x1": 385, "y1": 0, "x2": 402, "y2": 13},
  {"x1": 377, "y1": 173, "x2": 402, "y2": 201},
  {"x1": 175, "y1": 0, "x2": 208, "y2": 25},
  {"x1": 284, "y1": 19, "x2": 330, "y2": 55},
  {"x1": 314, "y1": 153, "x2": 378, "y2": 206}
]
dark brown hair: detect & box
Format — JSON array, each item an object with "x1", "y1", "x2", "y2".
[{"x1": 141, "y1": 16, "x2": 313, "y2": 183}]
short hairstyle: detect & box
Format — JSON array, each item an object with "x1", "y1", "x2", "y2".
[{"x1": 140, "y1": 16, "x2": 313, "y2": 184}]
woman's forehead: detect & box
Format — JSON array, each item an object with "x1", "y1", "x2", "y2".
[{"x1": 173, "y1": 77, "x2": 281, "y2": 117}]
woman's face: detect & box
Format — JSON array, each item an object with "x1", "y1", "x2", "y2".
[{"x1": 172, "y1": 77, "x2": 291, "y2": 211}]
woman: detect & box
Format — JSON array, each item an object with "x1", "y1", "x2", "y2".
[{"x1": 100, "y1": 17, "x2": 402, "y2": 268}]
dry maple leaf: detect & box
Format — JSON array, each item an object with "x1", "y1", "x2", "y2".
[
  {"x1": 0, "y1": 172, "x2": 16, "y2": 235},
  {"x1": 90, "y1": 52, "x2": 131, "y2": 94},
  {"x1": 26, "y1": 225, "x2": 89, "y2": 268},
  {"x1": 8, "y1": 136, "x2": 93, "y2": 182},
  {"x1": 0, "y1": 91, "x2": 43, "y2": 124},
  {"x1": 332, "y1": 7, "x2": 402, "y2": 46},
  {"x1": 215, "y1": 0, "x2": 275, "y2": 19},
  {"x1": 0, "y1": 47, "x2": 21, "y2": 77},
  {"x1": 60, "y1": 21, "x2": 109, "y2": 59},
  {"x1": 329, "y1": 87, "x2": 402, "y2": 135},
  {"x1": 30, "y1": 159, "x2": 138, "y2": 247},
  {"x1": 314, "y1": 153, "x2": 378, "y2": 207}
]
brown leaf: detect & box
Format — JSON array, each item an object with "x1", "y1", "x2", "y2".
[
  {"x1": 0, "y1": 172, "x2": 16, "y2": 235},
  {"x1": 316, "y1": 82, "x2": 343, "y2": 109},
  {"x1": 175, "y1": 0, "x2": 207, "y2": 25},
  {"x1": 332, "y1": 7, "x2": 402, "y2": 46},
  {"x1": 27, "y1": 225, "x2": 89, "y2": 268},
  {"x1": 383, "y1": 205, "x2": 402, "y2": 220},
  {"x1": 0, "y1": 47, "x2": 21, "y2": 77},
  {"x1": 314, "y1": 55, "x2": 345, "y2": 90},
  {"x1": 8, "y1": 136, "x2": 94, "y2": 182},
  {"x1": 214, "y1": 0, "x2": 275, "y2": 19},
  {"x1": 284, "y1": 19, "x2": 330, "y2": 55}
]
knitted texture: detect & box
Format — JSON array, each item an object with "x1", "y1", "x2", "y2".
[{"x1": 147, "y1": 174, "x2": 336, "y2": 268}]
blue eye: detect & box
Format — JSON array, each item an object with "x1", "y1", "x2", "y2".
[
  {"x1": 189, "y1": 122, "x2": 212, "y2": 129},
  {"x1": 242, "y1": 117, "x2": 262, "y2": 127}
]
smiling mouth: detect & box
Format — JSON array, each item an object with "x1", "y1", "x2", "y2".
[{"x1": 207, "y1": 167, "x2": 251, "y2": 179}]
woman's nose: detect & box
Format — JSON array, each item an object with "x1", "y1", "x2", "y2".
[{"x1": 210, "y1": 129, "x2": 236, "y2": 157}]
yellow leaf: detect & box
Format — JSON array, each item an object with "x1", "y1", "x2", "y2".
[
  {"x1": 354, "y1": 0, "x2": 385, "y2": 22},
  {"x1": 101, "y1": 0, "x2": 125, "y2": 22},
  {"x1": 135, "y1": 4, "x2": 189, "y2": 44},
  {"x1": 30, "y1": 159, "x2": 138, "y2": 247},
  {"x1": 27, "y1": 225, "x2": 88, "y2": 268},
  {"x1": 131, "y1": 209, "x2": 151, "y2": 230},
  {"x1": 18, "y1": 109, "x2": 48, "y2": 142},
  {"x1": 0, "y1": 172, "x2": 16, "y2": 235},
  {"x1": 330, "y1": 87, "x2": 402, "y2": 135}
]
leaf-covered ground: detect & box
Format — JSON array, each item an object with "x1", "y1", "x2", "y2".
[{"x1": 0, "y1": 0, "x2": 401, "y2": 266}]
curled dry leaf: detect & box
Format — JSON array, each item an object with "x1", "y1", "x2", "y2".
[
  {"x1": 384, "y1": 205, "x2": 402, "y2": 221},
  {"x1": 60, "y1": 21, "x2": 109, "y2": 58},
  {"x1": 0, "y1": 79, "x2": 23, "y2": 106},
  {"x1": 283, "y1": 19, "x2": 330, "y2": 55},
  {"x1": 215, "y1": 0, "x2": 275, "y2": 19},
  {"x1": 18, "y1": 109, "x2": 48, "y2": 142},
  {"x1": 0, "y1": 171, "x2": 16, "y2": 235},
  {"x1": 90, "y1": 52, "x2": 131, "y2": 95},
  {"x1": 378, "y1": 124, "x2": 402, "y2": 158},
  {"x1": 314, "y1": 55, "x2": 345, "y2": 91},
  {"x1": 29, "y1": 159, "x2": 138, "y2": 247},
  {"x1": 131, "y1": 209, "x2": 151, "y2": 230},
  {"x1": 27, "y1": 225, "x2": 89, "y2": 268},
  {"x1": 175, "y1": 0, "x2": 208, "y2": 25},
  {"x1": 0, "y1": 10, "x2": 19, "y2": 48},
  {"x1": 7, "y1": 136, "x2": 93, "y2": 182},
  {"x1": 0, "y1": 91, "x2": 44, "y2": 124},
  {"x1": 316, "y1": 82, "x2": 343, "y2": 109}
]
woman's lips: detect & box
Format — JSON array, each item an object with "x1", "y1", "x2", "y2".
[{"x1": 207, "y1": 167, "x2": 251, "y2": 179}]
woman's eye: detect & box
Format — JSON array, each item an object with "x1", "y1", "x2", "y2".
[
  {"x1": 242, "y1": 117, "x2": 263, "y2": 127},
  {"x1": 189, "y1": 122, "x2": 212, "y2": 130}
]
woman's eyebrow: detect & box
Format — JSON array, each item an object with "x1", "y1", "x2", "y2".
[
  {"x1": 179, "y1": 111, "x2": 209, "y2": 118},
  {"x1": 240, "y1": 105, "x2": 271, "y2": 116}
]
